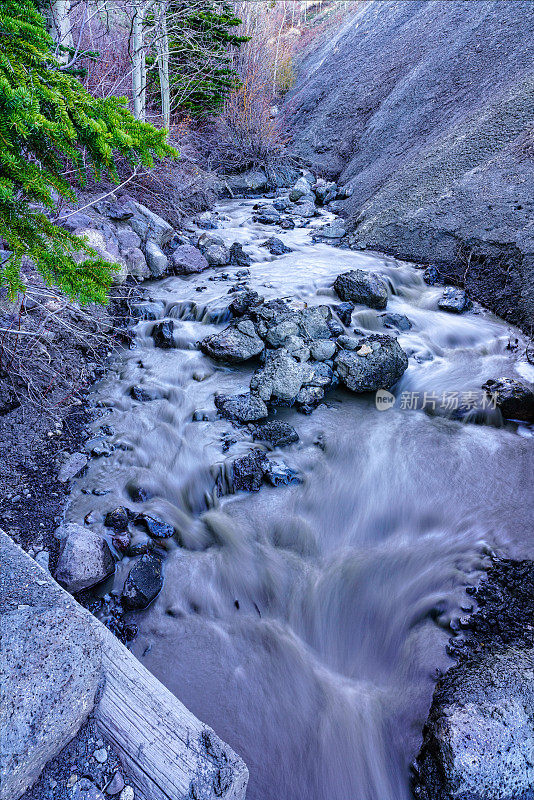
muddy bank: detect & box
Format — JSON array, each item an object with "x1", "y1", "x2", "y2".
[{"x1": 287, "y1": 0, "x2": 534, "y2": 332}]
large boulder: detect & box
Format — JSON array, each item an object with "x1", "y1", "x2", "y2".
[
  {"x1": 289, "y1": 177, "x2": 311, "y2": 202},
  {"x1": 144, "y1": 241, "x2": 168, "y2": 278},
  {"x1": 416, "y1": 647, "x2": 534, "y2": 800},
  {"x1": 170, "y1": 244, "x2": 209, "y2": 274},
  {"x1": 334, "y1": 269, "x2": 388, "y2": 309},
  {"x1": 231, "y1": 451, "x2": 269, "y2": 492},
  {"x1": 438, "y1": 287, "x2": 472, "y2": 314},
  {"x1": 73, "y1": 228, "x2": 127, "y2": 286},
  {"x1": 253, "y1": 205, "x2": 281, "y2": 225},
  {"x1": 197, "y1": 233, "x2": 230, "y2": 267},
  {"x1": 0, "y1": 607, "x2": 102, "y2": 800},
  {"x1": 482, "y1": 377, "x2": 534, "y2": 423},
  {"x1": 123, "y1": 246, "x2": 150, "y2": 280},
  {"x1": 54, "y1": 524, "x2": 115, "y2": 593},
  {"x1": 334, "y1": 334, "x2": 408, "y2": 392},
  {"x1": 200, "y1": 320, "x2": 264, "y2": 363},
  {"x1": 226, "y1": 168, "x2": 270, "y2": 195},
  {"x1": 250, "y1": 349, "x2": 314, "y2": 405},
  {"x1": 122, "y1": 200, "x2": 174, "y2": 246}
]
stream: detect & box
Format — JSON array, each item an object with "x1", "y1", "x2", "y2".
[{"x1": 68, "y1": 197, "x2": 534, "y2": 800}]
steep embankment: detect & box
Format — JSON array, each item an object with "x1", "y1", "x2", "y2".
[{"x1": 287, "y1": 0, "x2": 534, "y2": 331}]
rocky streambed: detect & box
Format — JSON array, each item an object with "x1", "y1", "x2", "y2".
[{"x1": 54, "y1": 172, "x2": 534, "y2": 800}]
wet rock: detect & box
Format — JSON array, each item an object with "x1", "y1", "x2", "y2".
[
  {"x1": 280, "y1": 217, "x2": 296, "y2": 230},
  {"x1": 423, "y1": 265, "x2": 441, "y2": 285},
  {"x1": 289, "y1": 177, "x2": 311, "y2": 202},
  {"x1": 130, "y1": 300, "x2": 165, "y2": 321},
  {"x1": 381, "y1": 312, "x2": 412, "y2": 331},
  {"x1": 144, "y1": 241, "x2": 168, "y2": 278},
  {"x1": 253, "y1": 205, "x2": 281, "y2": 225},
  {"x1": 334, "y1": 269, "x2": 388, "y2": 309},
  {"x1": 327, "y1": 318, "x2": 345, "y2": 337},
  {"x1": 200, "y1": 319, "x2": 264, "y2": 363},
  {"x1": 273, "y1": 197, "x2": 291, "y2": 211},
  {"x1": 308, "y1": 361, "x2": 336, "y2": 389},
  {"x1": 136, "y1": 514, "x2": 175, "y2": 540},
  {"x1": 284, "y1": 335, "x2": 310, "y2": 362},
  {"x1": 152, "y1": 320, "x2": 175, "y2": 349},
  {"x1": 261, "y1": 237, "x2": 292, "y2": 255},
  {"x1": 335, "y1": 302, "x2": 354, "y2": 325},
  {"x1": 54, "y1": 525, "x2": 115, "y2": 593},
  {"x1": 130, "y1": 385, "x2": 161, "y2": 402},
  {"x1": 197, "y1": 234, "x2": 230, "y2": 267},
  {"x1": 229, "y1": 290, "x2": 262, "y2": 317},
  {"x1": 170, "y1": 244, "x2": 209, "y2": 274},
  {"x1": 215, "y1": 392, "x2": 268, "y2": 423},
  {"x1": 250, "y1": 349, "x2": 314, "y2": 405},
  {"x1": 334, "y1": 334, "x2": 409, "y2": 392},
  {"x1": 229, "y1": 241, "x2": 252, "y2": 267},
  {"x1": 482, "y1": 377, "x2": 534, "y2": 422},
  {"x1": 58, "y1": 452, "x2": 88, "y2": 483},
  {"x1": 263, "y1": 316, "x2": 300, "y2": 348},
  {"x1": 231, "y1": 450, "x2": 269, "y2": 492},
  {"x1": 253, "y1": 421, "x2": 299, "y2": 447},
  {"x1": 127, "y1": 485, "x2": 154, "y2": 503},
  {"x1": 293, "y1": 202, "x2": 316, "y2": 218},
  {"x1": 299, "y1": 306, "x2": 333, "y2": 340},
  {"x1": 104, "y1": 507, "x2": 130, "y2": 532},
  {"x1": 438, "y1": 286, "x2": 472, "y2": 313},
  {"x1": 296, "y1": 385, "x2": 325, "y2": 413},
  {"x1": 122, "y1": 553, "x2": 163, "y2": 610},
  {"x1": 313, "y1": 221, "x2": 346, "y2": 240},
  {"x1": 265, "y1": 461, "x2": 303, "y2": 486},
  {"x1": 58, "y1": 211, "x2": 96, "y2": 233}
]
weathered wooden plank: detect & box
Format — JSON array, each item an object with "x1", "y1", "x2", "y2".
[{"x1": 96, "y1": 625, "x2": 249, "y2": 800}]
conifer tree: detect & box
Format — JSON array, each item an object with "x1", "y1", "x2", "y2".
[
  {"x1": 0, "y1": 0, "x2": 176, "y2": 304},
  {"x1": 151, "y1": 1, "x2": 248, "y2": 119}
]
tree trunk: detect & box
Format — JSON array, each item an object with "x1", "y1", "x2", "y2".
[
  {"x1": 132, "y1": 6, "x2": 147, "y2": 122},
  {"x1": 156, "y1": 9, "x2": 171, "y2": 128},
  {"x1": 44, "y1": 0, "x2": 73, "y2": 60}
]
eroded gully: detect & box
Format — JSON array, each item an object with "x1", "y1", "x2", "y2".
[{"x1": 67, "y1": 197, "x2": 534, "y2": 800}]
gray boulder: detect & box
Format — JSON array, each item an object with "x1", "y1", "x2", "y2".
[
  {"x1": 229, "y1": 242, "x2": 252, "y2": 267},
  {"x1": 416, "y1": 648, "x2": 534, "y2": 800},
  {"x1": 200, "y1": 320, "x2": 264, "y2": 363},
  {"x1": 289, "y1": 177, "x2": 311, "y2": 202},
  {"x1": 310, "y1": 339, "x2": 336, "y2": 361},
  {"x1": 231, "y1": 451, "x2": 269, "y2": 492},
  {"x1": 482, "y1": 377, "x2": 534, "y2": 423},
  {"x1": 313, "y1": 221, "x2": 347, "y2": 240},
  {"x1": 197, "y1": 234, "x2": 230, "y2": 267},
  {"x1": 54, "y1": 524, "x2": 115, "y2": 593},
  {"x1": 123, "y1": 246, "x2": 150, "y2": 280},
  {"x1": 226, "y1": 168, "x2": 270, "y2": 195},
  {"x1": 334, "y1": 334, "x2": 408, "y2": 392},
  {"x1": 313, "y1": 180, "x2": 337, "y2": 205},
  {"x1": 334, "y1": 269, "x2": 388, "y2": 309},
  {"x1": 261, "y1": 237, "x2": 292, "y2": 256},
  {"x1": 116, "y1": 227, "x2": 142, "y2": 251},
  {"x1": 152, "y1": 320, "x2": 175, "y2": 349},
  {"x1": 253, "y1": 205, "x2": 281, "y2": 225},
  {"x1": 299, "y1": 306, "x2": 333, "y2": 339},
  {"x1": 170, "y1": 244, "x2": 209, "y2": 274},
  {"x1": 58, "y1": 452, "x2": 88, "y2": 483},
  {"x1": 381, "y1": 312, "x2": 412, "y2": 331},
  {"x1": 122, "y1": 201, "x2": 173, "y2": 246},
  {"x1": 250, "y1": 349, "x2": 314, "y2": 405},
  {"x1": 196, "y1": 211, "x2": 217, "y2": 230},
  {"x1": 144, "y1": 241, "x2": 168, "y2": 278},
  {"x1": 215, "y1": 392, "x2": 268, "y2": 423}
]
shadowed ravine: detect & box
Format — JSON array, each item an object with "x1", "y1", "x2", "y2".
[{"x1": 67, "y1": 198, "x2": 534, "y2": 800}]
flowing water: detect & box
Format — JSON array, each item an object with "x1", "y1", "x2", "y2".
[{"x1": 69, "y1": 198, "x2": 534, "y2": 800}]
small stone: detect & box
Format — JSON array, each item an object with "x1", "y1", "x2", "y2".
[
  {"x1": 122, "y1": 554, "x2": 163, "y2": 610},
  {"x1": 105, "y1": 772, "x2": 125, "y2": 795},
  {"x1": 423, "y1": 265, "x2": 441, "y2": 285},
  {"x1": 231, "y1": 451, "x2": 269, "y2": 492},
  {"x1": 136, "y1": 514, "x2": 175, "y2": 539},
  {"x1": 93, "y1": 748, "x2": 108, "y2": 763},
  {"x1": 67, "y1": 775, "x2": 78, "y2": 788},
  {"x1": 253, "y1": 421, "x2": 299, "y2": 447},
  {"x1": 265, "y1": 461, "x2": 302, "y2": 487},
  {"x1": 229, "y1": 242, "x2": 252, "y2": 266},
  {"x1": 215, "y1": 392, "x2": 268, "y2": 423},
  {"x1": 144, "y1": 241, "x2": 168, "y2": 278},
  {"x1": 261, "y1": 237, "x2": 292, "y2": 256},
  {"x1": 335, "y1": 302, "x2": 354, "y2": 326},
  {"x1": 119, "y1": 787, "x2": 134, "y2": 800}
]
